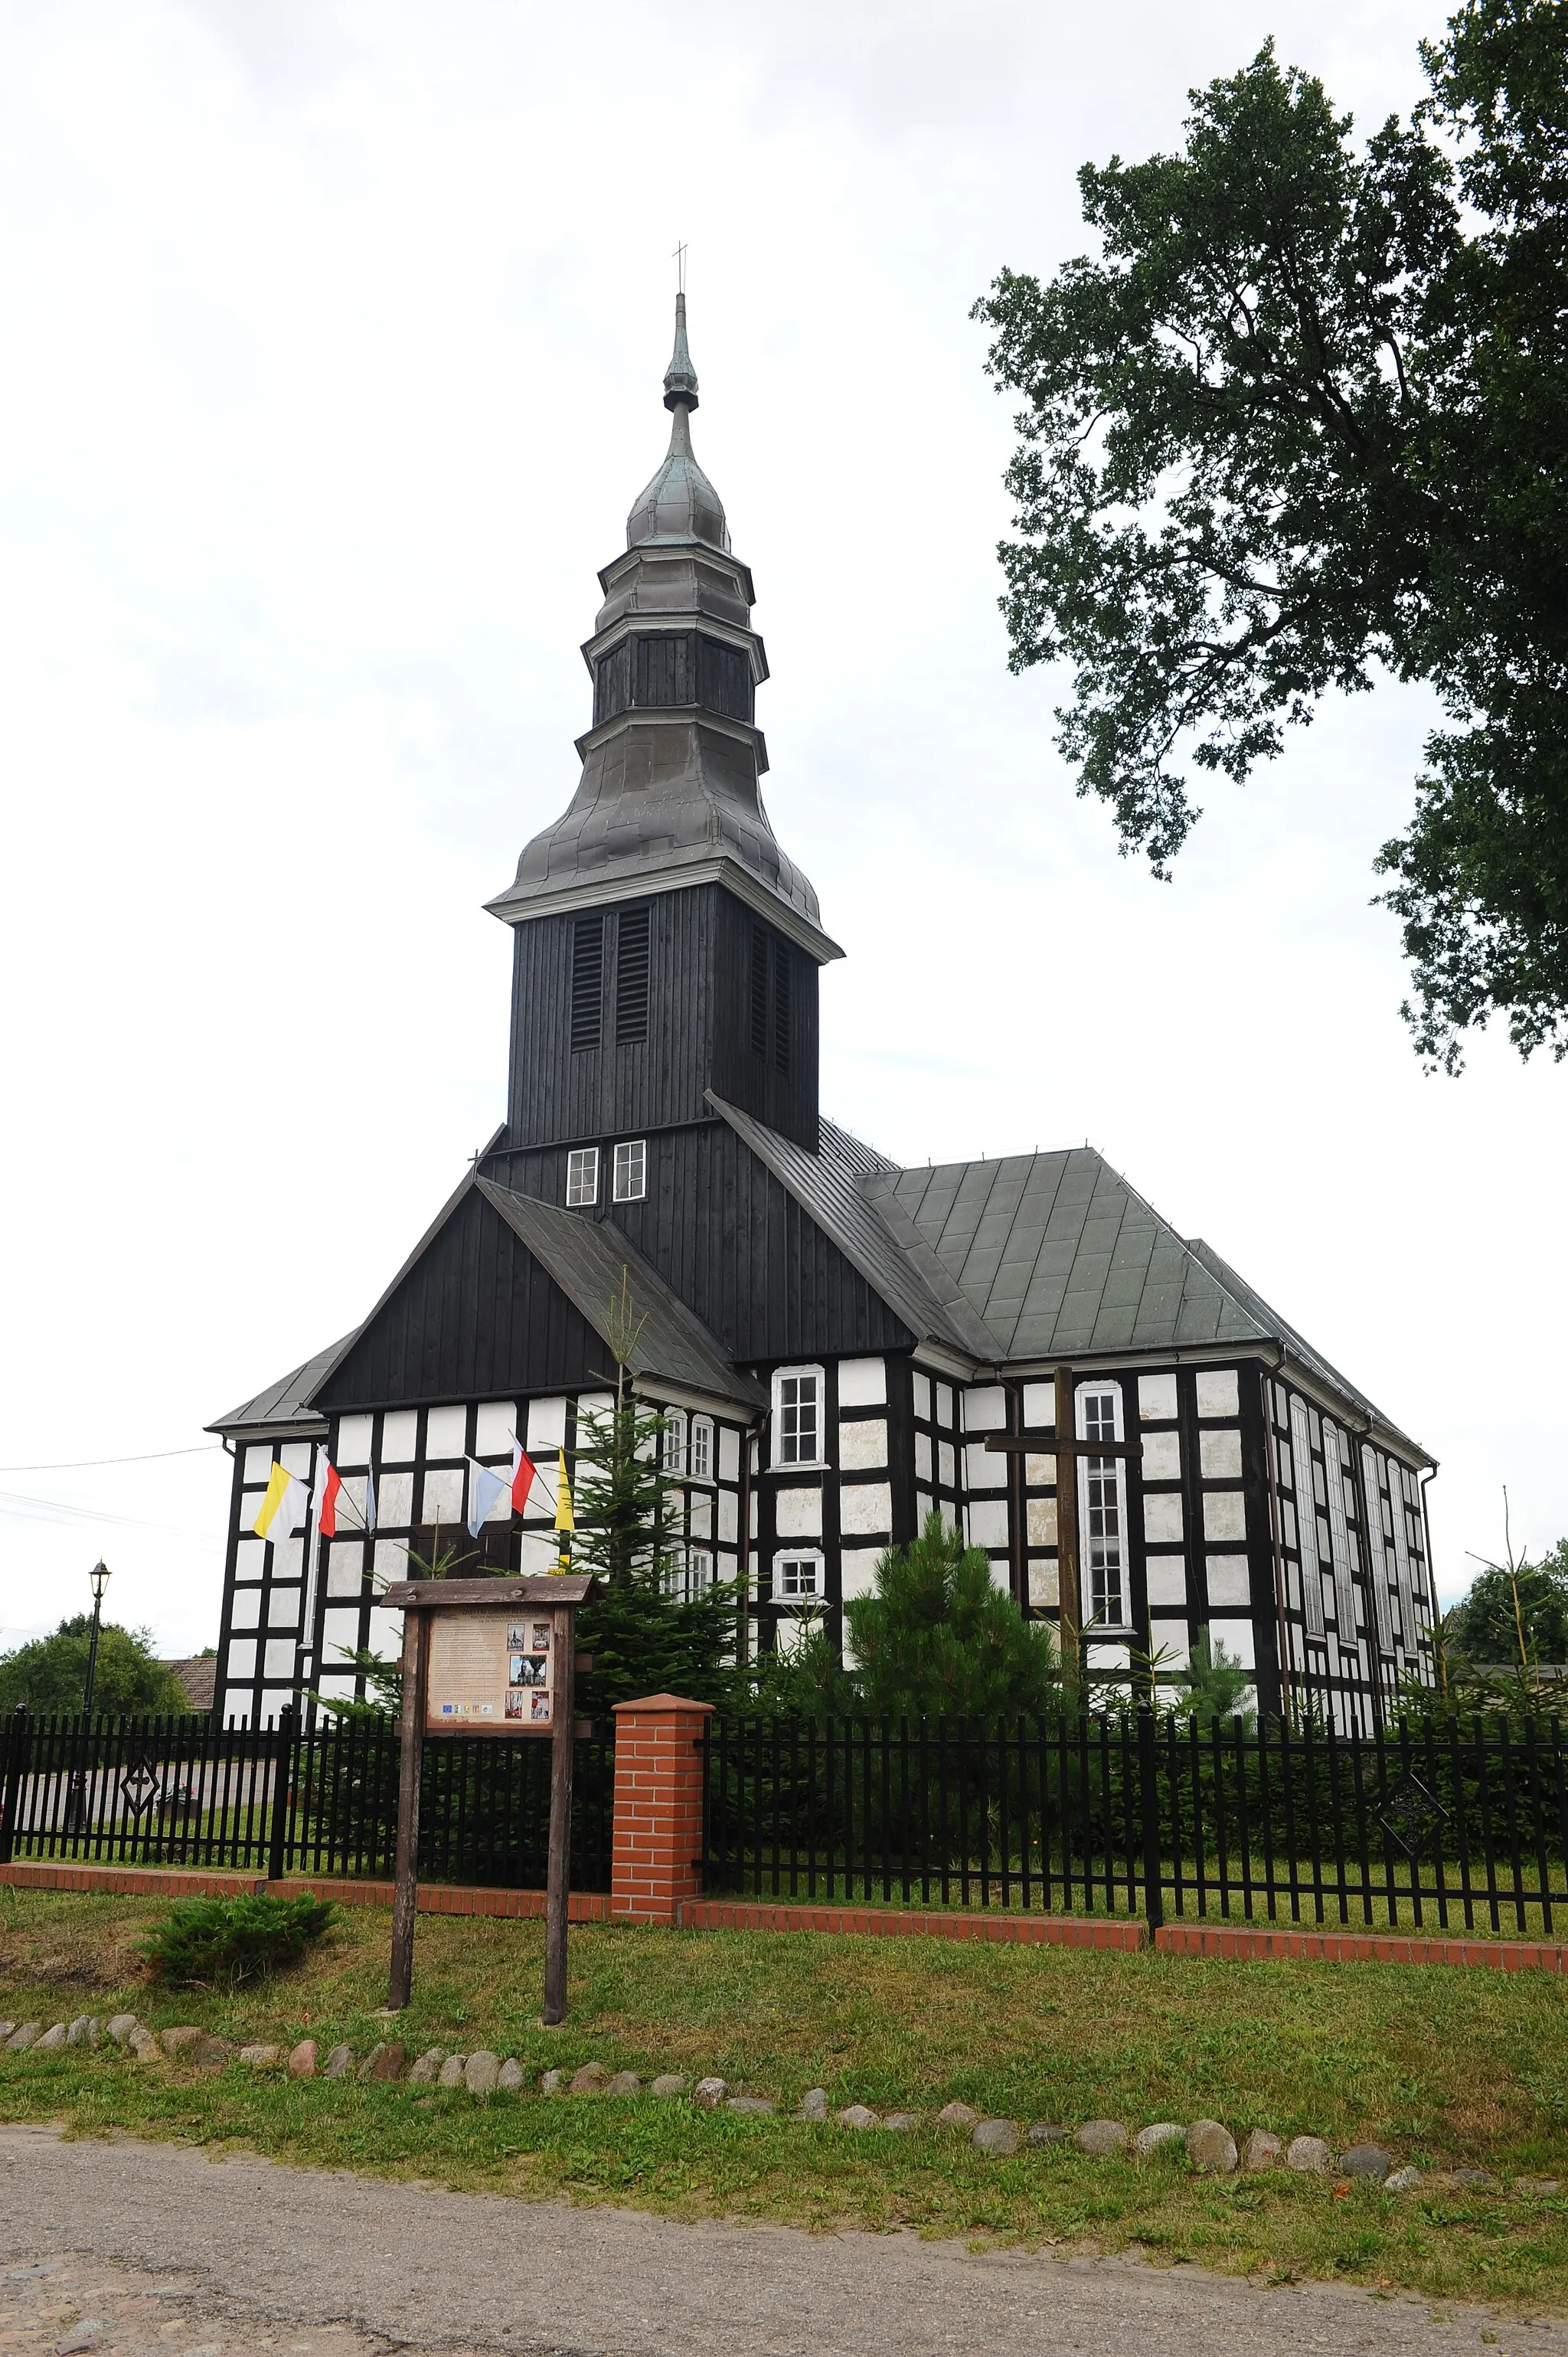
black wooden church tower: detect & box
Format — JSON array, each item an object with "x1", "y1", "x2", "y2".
[{"x1": 211, "y1": 300, "x2": 1440, "y2": 1734}]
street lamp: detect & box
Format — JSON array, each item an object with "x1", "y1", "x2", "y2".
[{"x1": 64, "y1": 1560, "x2": 110, "y2": 1836}]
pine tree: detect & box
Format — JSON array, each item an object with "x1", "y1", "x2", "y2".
[{"x1": 843, "y1": 1512, "x2": 1060, "y2": 1721}]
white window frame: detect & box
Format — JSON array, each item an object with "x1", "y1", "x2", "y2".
[
  {"x1": 1387, "y1": 1455, "x2": 1419, "y2": 1649},
  {"x1": 1359, "y1": 1443, "x2": 1395, "y2": 1655},
  {"x1": 666, "y1": 1545, "x2": 714, "y2": 1604},
  {"x1": 661, "y1": 1407, "x2": 688, "y2": 1478},
  {"x1": 565, "y1": 1146, "x2": 599, "y2": 1208},
  {"x1": 688, "y1": 1413, "x2": 714, "y2": 1484},
  {"x1": 1321, "y1": 1415, "x2": 1360, "y2": 1645},
  {"x1": 1289, "y1": 1394, "x2": 1327, "y2": 1639},
  {"x1": 773, "y1": 1549, "x2": 824, "y2": 1604},
  {"x1": 1076, "y1": 1381, "x2": 1131, "y2": 1633},
  {"x1": 772, "y1": 1365, "x2": 825, "y2": 1469},
  {"x1": 612, "y1": 1138, "x2": 647, "y2": 1202}
]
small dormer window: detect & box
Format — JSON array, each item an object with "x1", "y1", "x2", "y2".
[
  {"x1": 566, "y1": 1147, "x2": 599, "y2": 1207},
  {"x1": 613, "y1": 1139, "x2": 647, "y2": 1201},
  {"x1": 689, "y1": 1414, "x2": 714, "y2": 1483}
]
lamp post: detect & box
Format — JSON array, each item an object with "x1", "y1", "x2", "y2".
[{"x1": 64, "y1": 1560, "x2": 109, "y2": 1836}]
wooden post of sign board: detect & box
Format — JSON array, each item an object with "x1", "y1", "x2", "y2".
[
  {"x1": 1055, "y1": 1366, "x2": 1081, "y2": 1698},
  {"x1": 543, "y1": 1619, "x2": 575, "y2": 2026},
  {"x1": 388, "y1": 1600, "x2": 430, "y2": 2012}
]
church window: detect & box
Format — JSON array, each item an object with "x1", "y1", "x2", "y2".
[
  {"x1": 750, "y1": 923, "x2": 769, "y2": 1056},
  {"x1": 615, "y1": 907, "x2": 651, "y2": 1044},
  {"x1": 773, "y1": 1551, "x2": 822, "y2": 1602},
  {"x1": 1321, "y1": 1415, "x2": 1360, "y2": 1642},
  {"x1": 566, "y1": 1146, "x2": 599, "y2": 1207},
  {"x1": 1289, "y1": 1395, "x2": 1326, "y2": 1638},
  {"x1": 662, "y1": 1407, "x2": 688, "y2": 1477},
  {"x1": 773, "y1": 1366, "x2": 823, "y2": 1466},
  {"x1": 1387, "y1": 1456, "x2": 1419, "y2": 1646},
  {"x1": 671, "y1": 1546, "x2": 713, "y2": 1602},
  {"x1": 773, "y1": 941, "x2": 792, "y2": 1074},
  {"x1": 689, "y1": 1414, "x2": 714, "y2": 1483},
  {"x1": 1076, "y1": 1382, "x2": 1129, "y2": 1630},
  {"x1": 570, "y1": 915, "x2": 604, "y2": 1051},
  {"x1": 613, "y1": 1139, "x2": 647, "y2": 1201}
]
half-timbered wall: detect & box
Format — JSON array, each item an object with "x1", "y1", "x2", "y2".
[{"x1": 215, "y1": 1435, "x2": 321, "y2": 1728}]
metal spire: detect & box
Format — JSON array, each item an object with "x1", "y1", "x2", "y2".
[{"x1": 663, "y1": 290, "x2": 699, "y2": 412}]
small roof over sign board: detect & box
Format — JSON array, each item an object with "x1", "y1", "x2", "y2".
[{"x1": 382, "y1": 1574, "x2": 596, "y2": 1611}]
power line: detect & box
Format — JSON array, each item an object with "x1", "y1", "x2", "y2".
[
  {"x1": 0, "y1": 1489, "x2": 222, "y2": 1544},
  {"x1": 0, "y1": 1444, "x2": 222, "y2": 1473}
]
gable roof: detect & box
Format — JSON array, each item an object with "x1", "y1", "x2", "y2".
[
  {"x1": 706, "y1": 1094, "x2": 997, "y2": 1359},
  {"x1": 207, "y1": 1332, "x2": 351, "y2": 1438},
  {"x1": 475, "y1": 1179, "x2": 766, "y2": 1416}
]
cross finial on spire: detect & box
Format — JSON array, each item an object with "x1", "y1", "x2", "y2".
[{"x1": 672, "y1": 240, "x2": 687, "y2": 294}]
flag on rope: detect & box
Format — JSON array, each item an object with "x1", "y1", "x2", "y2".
[
  {"x1": 362, "y1": 1466, "x2": 377, "y2": 1535},
  {"x1": 467, "y1": 1456, "x2": 507, "y2": 1538},
  {"x1": 510, "y1": 1436, "x2": 537, "y2": 1513},
  {"x1": 553, "y1": 1447, "x2": 573, "y2": 1572},
  {"x1": 253, "y1": 1462, "x2": 304, "y2": 1549},
  {"x1": 313, "y1": 1455, "x2": 342, "y2": 1540}
]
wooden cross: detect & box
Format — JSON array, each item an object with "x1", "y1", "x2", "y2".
[{"x1": 982, "y1": 1367, "x2": 1142, "y2": 1685}]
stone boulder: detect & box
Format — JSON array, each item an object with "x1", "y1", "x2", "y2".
[
  {"x1": 1340, "y1": 2143, "x2": 1393, "y2": 2183},
  {"x1": 437, "y1": 2055, "x2": 467, "y2": 2088},
  {"x1": 936, "y1": 2101, "x2": 980, "y2": 2130},
  {"x1": 464, "y1": 2051, "x2": 501, "y2": 2097},
  {"x1": 5, "y1": 2025, "x2": 41, "y2": 2051},
  {"x1": 972, "y1": 2120, "x2": 1018, "y2": 2157},
  {"x1": 288, "y1": 2041, "x2": 318, "y2": 2079},
  {"x1": 570, "y1": 2061, "x2": 609, "y2": 2094},
  {"x1": 33, "y1": 2025, "x2": 68, "y2": 2051},
  {"x1": 1385, "y1": 2166, "x2": 1424, "y2": 2192},
  {"x1": 0, "y1": 2023, "x2": 14, "y2": 2045},
  {"x1": 407, "y1": 2049, "x2": 444, "y2": 2084},
  {"x1": 159, "y1": 2028, "x2": 204, "y2": 2058},
  {"x1": 67, "y1": 2019, "x2": 100, "y2": 2048},
  {"x1": 323, "y1": 2043, "x2": 354, "y2": 2079},
  {"x1": 1027, "y1": 2123, "x2": 1070, "y2": 2147},
  {"x1": 727, "y1": 2095, "x2": 776, "y2": 2114},
  {"x1": 605, "y1": 2071, "x2": 641, "y2": 2097},
  {"x1": 106, "y1": 2016, "x2": 139, "y2": 2046},
  {"x1": 497, "y1": 2059, "x2": 524, "y2": 2093},
  {"x1": 190, "y1": 2036, "x2": 229, "y2": 2070},
  {"x1": 1243, "y1": 2129, "x2": 1283, "y2": 2170},
  {"x1": 885, "y1": 2113, "x2": 919, "y2": 2132},
  {"x1": 539, "y1": 2068, "x2": 564, "y2": 2094},
  {"x1": 1074, "y1": 2120, "x2": 1128, "y2": 2156},
  {"x1": 129, "y1": 2027, "x2": 162, "y2": 2063},
  {"x1": 1134, "y1": 2123, "x2": 1185, "y2": 2157},
  {"x1": 650, "y1": 2074, "x2": 688, "y2": 2098},
  {"x1": 839, "y1": 2104, "x2": 880, "y2": 2129},
  {"x1": 693, "y1": 2077, "x2": 727, "y2": 2108},
  {"x1": 238, "y1": 2044, "x2": 282, "y2": 2070},
  {"x1": 1186, "y1": 2120, "x2": 1238, "y2": 2175},
  {"x1": 1286, "y1": 2135, "x2": 1331, "y2": 2172},
  {"x1": 800, "y1": 2087, "x2": 829, "y2": 2122}
]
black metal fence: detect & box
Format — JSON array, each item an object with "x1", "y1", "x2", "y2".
[
  {"x1": 701, "y1": 1711, "x2": 1568, "y2": 1936},
  {"x1": 0, "y1": 1708, "x2": 616, "y2": 1894}
]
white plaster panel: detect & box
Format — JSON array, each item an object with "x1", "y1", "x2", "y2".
[
  {"x1": 243, "y1": 1445, "x2": 276, "y2": 1483},
  {"x1": 421, "y1": 1468, "x2": 464, "y2": 1527},
  {"x1": 689, "y1": 1494, "x2": 713, "y2": 1540},
  {"x1": 939, "y1": 1501, "x2": 958, "y2": 1535},
  {"x1": 326, "y1": 1546, "x2": 364, "y2": 1599},
  {"x1": 749, "y1": 1489, "x2": 759, "y2": 1538},
  {"x1": 321, "y1": 1609, "x2": 361, "y2": 1662},
  {"x1": 717, "y1": 1492, "x2": 739, "y2": 1543},
  {"x1": 1023, "y1": 1380, "x2": 1056, "y2": 1425},
  {"x1": 422, "y1": 1404, "x2": 466, "y2": 1458},
  {"x1": 936, "y1": 1383, "x2": 954, "y2": 1428},
  {"x1": 938, "y1": 1441, "x2": 956, "y2": 1489},
  {"x1": 1145, "y1": 1554, "x2": 1189, "y2": 1606},
  {"x1": 967, "y1": 1498, "x2": 1010, "y2": 1549},
  {"x1": 1148, "y1": 1621, "x2": 1191, "y2": 1669},
  {"x1": 989, "y1": 1559, "x2": 1012, "y2": 1594},
  {"x1": 965, "y1": 1441, "x2": 1005, "y2": 1490},
  {"x1": 263, "y1": 1638, "x2": 296, "y2": 1679},
  {"x1": 372, "y1": 1536, "x2": 410, "y2": 1582},
  {"x1": 221, "y1": 1690, "x2": 253, "y2": 1727},
  {"x1": 266, "y1": 1584, "x2": 302, "y2": 1630},
  {"x1": 1204, "y1": 1490, "x2": 1248, "y2": 1542},
  {"x1": 269, "y1": 1537, "x2": 304, "y2": 1581},
  {"x1": 280, "y1": 1441, "x2": 313, "y2": 1477},
  {"x1": 377, "y1": 1472, "x2": 414, "y2": 1529},
  {"x1": 528, "y1": 1397, "x2": 567, "y2": 1451},
  {"x1": 1142, "y1": 1431, "x2": 1181, "y2": 1482},
  {"x1": 1027, "y1": 1560, "x2": 1059, "y2": 1607},
  {"x1": 1093, "y1": 1642, "x2": 1131, "y2": 1672},
  {"x1": 381, "y1": 1411, "x2": 418, "y2": 1463},
  {"x1": 840, "y1": 1548, "x2": 881, "y2": 1603},
  {"x1": 1196, "y1": 1369, "x2": 1240, "y2": 1420},
  {"x1": 1208, "y1": 1618, "x2": 1256, "y2": 1669},
  {"x1": 335, "y1": 1414, "x2": 374, "y2": 1469},
  {"x1": 915, "y1": 1432, "x2": 933, "y2": 1482},
  {"x1": 912, "y1": 1371, "x2": 932, "y2": 1421},
  {"x1": 233, "y1": 1537, "x2": 266, "y2": 1584},
  {"x1": 1200, "y1": 1430, "x2": 1243, "y2": 1479},
  {"x1": 1144, "y1": 1492, "x2": 1185, "y2": 1543},
  {"x1": 368, "y1": 1607, "x2": 403, "y2": 1662},
  {"x1": 518, "y1": 1532, "x2": 559, "y2": 1575},
  {"x1": 962, "y1": 1386, "x2": 1007, "y2": 1432},
  {"x1": 230, "y1": 1588, "x2": 261, "y2": 1630},
  {"x1": 916, "y1": 1492, "x2": 933, "y2": 1523},
  {"x1": 226, "y1": 1638, "x2": 257, "y2": 1680},
  {"x1": 473, "y1": 1401, "x2": 517, "y2": 1454},
  {"x1": 837, "y1": 1358, "x2": 887, "y2": 1407},
  {"x1": 1205, "y1": 1555, "x2": 1252, "y2": 1607},
  {"x1": 718, "y1": 1427, "x2": 740, "y2": 1483},
  {"x1": 1138, "y1": 1373, "x2": 1179, "y2": 1423},
  {"x1": 315, "y1": 1675, "x2": 358, "y2": 1702},
  {"x1": 1024, "y1": 1452, "x2": 1056, "y2": 1486},
  {"x1": 839, "y1": 1418, "x2": 888, "y2": 1469},
  {"x1": 841, "y1": 1482, "x2": 893, "y2": 1537},
  {"x1": 776, "y1": 1485, "x2": 823, "y2": 1538},
  {"x1": 237, "y1": 1489, "x2": 265, "y2": 1532},
  {"x1": 1026, "y1": 1497, "x2": 1058, "y2": 1547}
]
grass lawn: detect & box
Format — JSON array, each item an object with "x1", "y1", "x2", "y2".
[{"x1": 2, "y1": 1884, "x2": 1567, "y2": 2310}]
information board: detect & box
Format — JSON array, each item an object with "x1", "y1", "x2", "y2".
[{"x1": 424, "y1": 1605, "x2": 564, "y2": 1734}]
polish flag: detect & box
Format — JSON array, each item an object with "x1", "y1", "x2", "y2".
[
  {"x1": 511, "y1": 1437, "x2": 538, "y2": 1513},
  {"x1": 314, "y1": 1456, "x2": 343, "y2": 1540}
]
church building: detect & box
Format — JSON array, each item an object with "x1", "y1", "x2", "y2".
[{"x1": 209, "y1": 299, "x2": 1439, "y2": 1734}]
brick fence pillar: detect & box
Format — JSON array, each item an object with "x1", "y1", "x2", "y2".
[{"x1": 609, "y1": 1693, "x2": 714, "y2": 1924}]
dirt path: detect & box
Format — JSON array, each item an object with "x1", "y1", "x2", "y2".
[{"x1": 0, "y1": 2123, "x2": 1560, "y2": 2357}]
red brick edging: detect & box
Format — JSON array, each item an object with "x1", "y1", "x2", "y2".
[
  {"x1": 676, "y1": 1898, "x2": 1145, "y2": 1947},
  {"x1": 0, "y1": 1861, "x2": 609, "y2": 1921},
  {"x1": 1155, "y1": 1921, "x2": 1568, "y2": 1971}
]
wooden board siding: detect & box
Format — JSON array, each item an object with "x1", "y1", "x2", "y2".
[
  {"x1": 486, "y1": 1121, "x2": 915, "y2": 1367},
  {"x1": 507, "y1": 882, "x2": 818, "y2": 1157},
  {"x1": 313, "y1": 1192, "x2": 606, "y2": 1412}
]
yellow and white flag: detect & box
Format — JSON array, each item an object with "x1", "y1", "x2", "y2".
[
  {"x1": 254, "y1": 1463, "x2": 304, "y2": 1549},
  {"x1": 552, "y1": 1447, "x2": 573, "y2": 1572}
]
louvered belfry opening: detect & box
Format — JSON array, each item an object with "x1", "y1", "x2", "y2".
[
  {"x1": 773, "y1": 939, "x2": 792, "y2": 1076},
  {"x1": 750, "y1": 921, "x2": 769, "y2": 1058},
  {"x1": 570, "y1": 914, "x2": 604, "y2": 1052},
  {"x1": 615, "y1": 905, "x2": 651, "y2": 1044}
]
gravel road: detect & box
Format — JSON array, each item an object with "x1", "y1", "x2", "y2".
[{"x1": 0, "y1": 2123, "x2": 1560, "y2": 2357}]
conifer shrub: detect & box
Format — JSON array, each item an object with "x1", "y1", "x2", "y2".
[{"x1": 139, "y1": 1894, "x2": 335, "y2": 1986}]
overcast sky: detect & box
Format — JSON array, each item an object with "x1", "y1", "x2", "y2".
[{"x1": 2, "y1": 0, "x2": 1563, "y2": 1659}]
